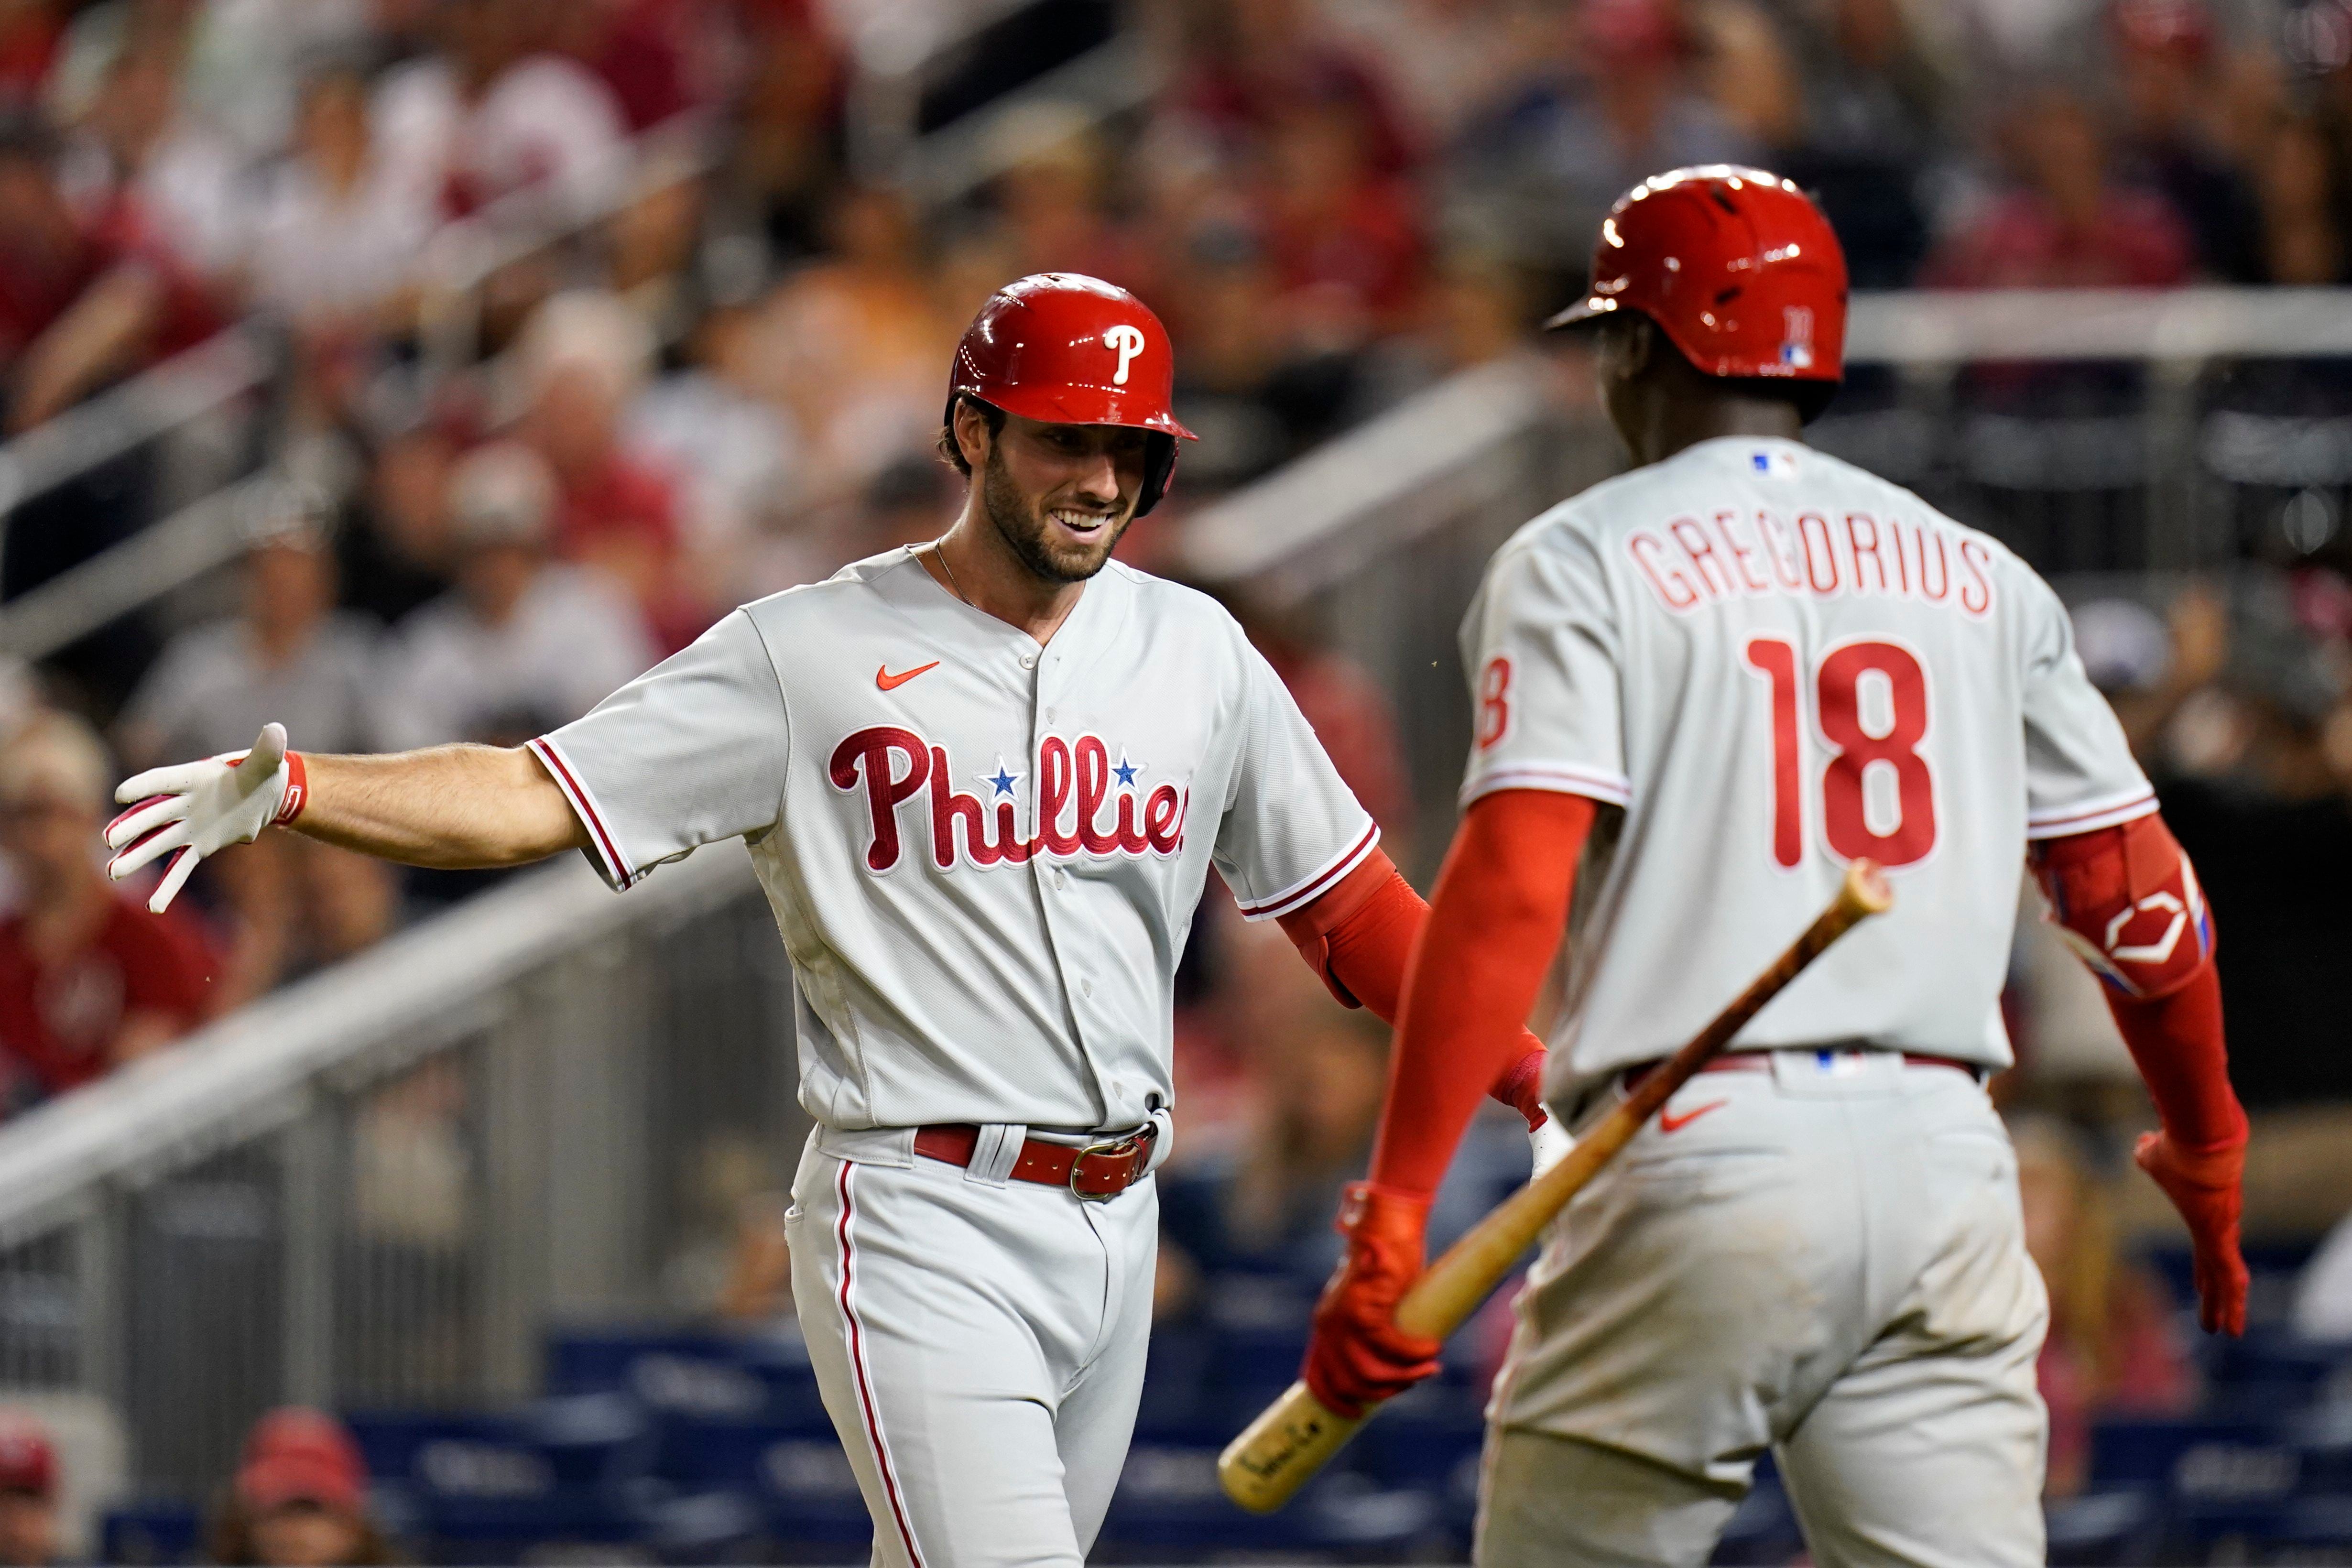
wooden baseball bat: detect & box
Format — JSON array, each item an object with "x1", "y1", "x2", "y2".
[{"x1": 1217, "y1": 859, "x2": 1895, "y2": 1514}]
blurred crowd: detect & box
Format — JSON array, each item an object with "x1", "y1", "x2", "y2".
[{"x1": 7, "y1": 0, "x2": 2352, "y2": 1534}]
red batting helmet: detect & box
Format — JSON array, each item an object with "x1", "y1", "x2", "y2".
[
  {"x1": 1546, "y1": 166, "x2": 1847, "y2": 389},
  {"x1": 947, "y1": 272, "x2": 1198, "y2": 516}
]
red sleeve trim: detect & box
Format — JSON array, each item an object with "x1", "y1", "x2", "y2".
[
  {"x1": 1235, "y1": 821, "x2": 1381, "y2": 921},
  {"x1": 527, "y1": 737, "x2": 639, "y2": 891}
]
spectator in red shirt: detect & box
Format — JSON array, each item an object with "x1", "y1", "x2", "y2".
[
  {"x1": 0, "y1": 116, "x2": 215, "y2": 433},
  {"x1": 1924, "y1": 89, "x2": 2195, "y2": 289},
  {"x1": 0, "y1": 717, "x2": 212, "y2": 1108},
  {"x1": 1254, "y1": 86, "x2": 1427, "y2": 342}
]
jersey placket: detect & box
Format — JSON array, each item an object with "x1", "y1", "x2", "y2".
[{"x1": 1023, "y1": 600, "x2": 1125, "y2": 1131}]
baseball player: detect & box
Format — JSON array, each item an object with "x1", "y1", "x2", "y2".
[
  {"x1": 101, "y1": 273, "x2": 1553, "y2": 1568},
  {"x1": 1298, "y1": 170, "x2": 2250, "y2": 1568}
]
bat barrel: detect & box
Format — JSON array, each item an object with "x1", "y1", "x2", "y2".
[{"x1": 1217, "y1": 1381, "x2": 1362, "y2": 1514}]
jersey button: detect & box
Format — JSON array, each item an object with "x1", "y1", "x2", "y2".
[
  {"x1": 1081, "y1": 978, "x2": 1094, "y2": 997},
  {"x1": 1053, "y1": 868, "x2": 1067, "y2": 890},
  {"x1": 1021, "y1": 655, "x2": 1037, "y2": 670}
]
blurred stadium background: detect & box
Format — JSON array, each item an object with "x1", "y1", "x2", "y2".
[{"x1": 3, "y1": 0, "x2": 2352, "y2": 1562}]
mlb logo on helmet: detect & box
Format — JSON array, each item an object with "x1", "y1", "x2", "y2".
[{"x1": 1779, "y1": 305, "x2": 1815, "y2": 370}]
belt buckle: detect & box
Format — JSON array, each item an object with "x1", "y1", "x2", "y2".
[{"x1": 1067, "y1": 1130, "x2": 1146, "y2": 1202}]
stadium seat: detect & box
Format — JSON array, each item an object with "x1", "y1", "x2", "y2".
[
  {"x1": 2044, "y1": 1488, "x2": 2161, "y2": 1566},
  {"x1": 1711, "y1": 1475, "x2": 1802, "y2": 1566},
  {"x1": 545, "y1": 1326, "x2": 826, "y2": 1425},
  {"x1": 1351, "y1": 1387, "x2": 1487, "y2": 1542},
  {"x1": 99, "y1": 1498, "x2": 203, "y2": 1566},
  {"x1": 2090, "y1": 1414, "x2": 2303, "y2": 1542},
  {"x1": 1094, "y1": 1439, "x2": 1437, "y2": 1561},
  {"x1": 345, "y1": 1399, "x2": 665, "y2": 1565},
  {"x1": 1133, "y1": 1317, "x2": 1220, "y2": 1436},
  {"x1": 2200, "y1": 1326, "x2": 2352, "y2": 1415},
  {"x1": 655, "y1": 1417, "x2": 871, "y2": 1550}
]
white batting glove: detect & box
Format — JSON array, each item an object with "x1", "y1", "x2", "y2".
[
  {"x1": 1529, "y1": 1111, "x2": 1574, "y2": 1179},
  {"x1": 105, "y1": 723, "x2": 304, "y2": 914}
]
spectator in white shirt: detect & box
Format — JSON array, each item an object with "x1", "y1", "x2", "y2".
[
  {"x1": 119, "y1": 494, "x2": 382, "y2": 770},
  {"x1": 55, "y1": 39, "x2": 249, "y2": 288},
  {"x1": 370, "y1": 0, "x2": 628, "y2": 241},
  {"x1": 250, "y1": 61, "x2": 434, "y2": 323},
  {"x1": 378, "y1": 440, "x2": 654, "y2": 755}
]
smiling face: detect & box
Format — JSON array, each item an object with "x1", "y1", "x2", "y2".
[{"x1": 961, "y1": 406, "x2": 1152, "y2": 584}]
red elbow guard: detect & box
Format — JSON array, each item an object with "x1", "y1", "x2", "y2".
[{"x1": 2032, "y1": 814, "x2": 2213, "y2": 999}]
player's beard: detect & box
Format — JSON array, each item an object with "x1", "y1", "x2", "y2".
[{"x1": 980, "y1": 444, "x2": 1133, "y2": 585}]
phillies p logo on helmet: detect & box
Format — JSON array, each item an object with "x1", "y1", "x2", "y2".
[{"x1": 1104, "y1": 324, "x2": 1147, "y2": 386}]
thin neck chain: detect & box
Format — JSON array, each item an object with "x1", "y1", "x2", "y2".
[{"x1": 929, "y1": 538, "x2": 975, "y2": 606}]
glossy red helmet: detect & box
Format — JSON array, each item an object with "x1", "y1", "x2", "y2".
[
  {"x1": 1547, "y1": 166, "x2": 1847, "y2": 392},
  {"x1": 947, "y1": 272, "x2": 1198, "y2": 516}
]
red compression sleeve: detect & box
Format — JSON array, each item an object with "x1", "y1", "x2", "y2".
[
  {"x1": 2108, "y1": 968, "x2": 2243, "y2": 1149},
  {"x1": 1279, "y1": 849, "x2": 1553, "y2": 1126},
  {"x1": 2035, "y1": 817, "x2": 2244, "y2": 1150},
  {"x1": 1363, "y1": 791, "x2": 1595, "y2": 1198}
]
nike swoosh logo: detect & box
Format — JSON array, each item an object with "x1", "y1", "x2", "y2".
[
  {"x1": 876, "y1": 661, "x2": 940, "y2": 691},
  {"x1": 1658, "y1": 1099, "x2": 1730, "y2": 1133}
]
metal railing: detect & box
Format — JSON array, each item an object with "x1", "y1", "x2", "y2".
[
  {"x1": 0, "y1": 845, "x2": 799, "y2": 1496},
  {"x1": 0, "y1": 113, "x2": 715, "y2": 664}
]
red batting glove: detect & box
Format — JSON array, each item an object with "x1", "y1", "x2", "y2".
[
  {"x1": 1301, "y1": 1183, "x2": 1444, "y2": 1418},
  {"x1": 2135, "y1": 1128, "x2": 2249, "y2": 1336}
]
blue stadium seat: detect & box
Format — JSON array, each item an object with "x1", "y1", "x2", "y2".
[
  {"x1": 657, "y1": 1417, "x2": 871, "y2": 1549},
  {"x1": 2200, "y1": 1326, "x2": 2352, "y2": 1416},
  {"x1": 2282, "y1": 1492, "x2": 2352, "y2": 1548},
  {"x1": 634, "y1": 1485, "x2": 769, "y2": 1565},
  {"x1": 1094, "y1": 1438, "x2": 1437, "y2": 1560},
  {"x1": 1711, "y1": 1476, "x2": 1802, "y2": 1566},
  {"x1": 347, "y1": 1395, "x2": 657, "y2": 1493},
  {"x1": 2090, "y1": 1415, "x2": 2302, "y2": 1541},
  {"x1": 2045, "y1": 1488, "x2": 2161, "y2": 1566},
  {"x1": 545, "y1": 1325, "x2": 826, "y2": 1425},
  {"x1": 346, "y1": 1398, "x2": 664, "y2": 1565},
  {"x1": 1352, "y1": 1388, "x2": 1486, "y2": 1541},
  {"x1": 100, "y1": 1498, "x2": 203, "y2": 1566}
]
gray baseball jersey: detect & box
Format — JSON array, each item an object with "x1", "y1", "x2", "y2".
[
  {"x1": 530, "y1": 547, "x2": 1378, "y2": 1133},
  {"x1": 1461, "y1": 435, "x2": 2152, "y2": 1081}
]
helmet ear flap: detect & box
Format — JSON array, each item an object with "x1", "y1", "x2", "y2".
[{"x1": 1136, "y1": 431, "x2": 1179, "y2": 517}]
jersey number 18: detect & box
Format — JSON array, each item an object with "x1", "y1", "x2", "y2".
[{"x1": 1742, "y1": 636, "x2": 1936, "y2": 870}]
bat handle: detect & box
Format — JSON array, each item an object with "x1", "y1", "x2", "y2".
[{"x1": 1217, "y1": 1380, "x2": 1364, "y2": 1514}]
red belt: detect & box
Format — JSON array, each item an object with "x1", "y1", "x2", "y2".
[
  {"x1": 913, "y1": 1123, "x2": 1155, "y2": 1201},
  {"x1": 1621, "y1": 1051, "x2": 1982, "y2": 1093}
]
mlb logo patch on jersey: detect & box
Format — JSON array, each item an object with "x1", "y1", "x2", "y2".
[{"x1": 1751, "y1": 448, "x2": 1798, "y2": 480}]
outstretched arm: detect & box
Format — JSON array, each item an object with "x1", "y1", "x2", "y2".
[
  {"x1": 2033, "y1": 812, "x2": 2248, "y2": 1334},
  {"x1": 290, "y1": 746, "x2": 585, "y2": 867},
  {"x1": 107, "y1": 724, "x2": 586, "y2": 912},
  {"x1": 1300, "y1": 789, "x2": 1595, "y2": 1416}
]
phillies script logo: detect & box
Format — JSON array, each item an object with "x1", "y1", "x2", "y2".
[{"x1": 830, "y1": 725, "x2": 1187, "y2": 872}]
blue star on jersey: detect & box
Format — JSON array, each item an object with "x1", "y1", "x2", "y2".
[
  {"x1": 1114, "y1": 751, "x2": 1141, "y2": 788},
  {"x1": 981, "y1": 758, "x2": 1024, "y2": 798}
]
